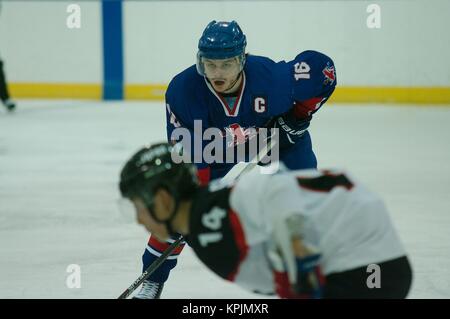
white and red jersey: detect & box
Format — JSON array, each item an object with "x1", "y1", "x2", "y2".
[{"x1": 186, "y1": 167, "x2": 407, "y2": 295}]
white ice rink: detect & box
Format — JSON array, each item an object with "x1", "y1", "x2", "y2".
[{"x1": 1, "y1": 100, "x2": 449, "y2": 298}]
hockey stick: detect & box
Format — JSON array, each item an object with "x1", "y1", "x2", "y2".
[
  {"x1": 118, "y1": 132, "x2": 276, "y2": 299},
  {"x1": 117, "y1": 236, "x2": 184, "y2": 299},
  {"x1": 221, "y1": 129, "x2": 277, "y2": 184}
]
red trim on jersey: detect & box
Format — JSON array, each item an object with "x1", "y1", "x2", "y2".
[
  {"x1": 204, "y1": 72, "x2": 246, "y2": 117},
  {"x1": 197, "y1": 167, "x2": 211, "y2": 186},
  {"x1": 226, "y1": 209, "x2": 249, "y2": 282},
  {"x1": 148, "y1": 235, "x2": 185, "y2": 255},
  {"x1": 217, "y1": 79, "x2": 244, "y2": 117},
  {"x1": 292, "y1": 97, "x2": 324, "y2": 119}
]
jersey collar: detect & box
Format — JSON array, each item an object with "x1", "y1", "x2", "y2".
[{"x1": 204, "y1": 72, "x2": 246, "y2": 117}]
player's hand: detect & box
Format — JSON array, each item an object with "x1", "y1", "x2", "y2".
[
  {"x1": 268, "y1": 214, "x2": 325, "y2": 299},
  {"x1": 271, "y1": 110, "x2": 311, "y2": 149},
  {"x1": 269, "y1": 245, "x2": 325, "y2": 299}
]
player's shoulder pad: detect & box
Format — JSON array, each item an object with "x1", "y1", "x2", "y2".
[
  {"x1": 166, "y1": 65, "x2": 203, "y2": 101},
  {"x1": 246, "y1": 54, "x2": 277, "y2": 67},
  {"x1": 244, "y1": 55, "x2": 293, "y2": 115},
  {"x1": 165, "y1": 65, "x2": 207, "y2": 123},
  {"x1": 244, "y1": 55, "x2": 281, "y2": 80},
  {"x1": 290, "y1": 50, "x2": 336, "y2": 102},
  {"x1": 187, "y1": 187, "x2": 246, "y2": 280}
]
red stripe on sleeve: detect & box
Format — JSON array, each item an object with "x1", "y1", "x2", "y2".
[
  {"x1": 148, "y1": 235, "x2": 185, "y2": 254},
  {"x1": 292, "y1": 97, "x2": 324, "y2": 119},
  {"x1": 226, "y1": 209, "x2": 249, "y2": 282}
]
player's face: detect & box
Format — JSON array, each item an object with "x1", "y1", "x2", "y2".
[
  {"x1": 203, "y1": 57, "x2": 241, "y2": 93},
  {"x1": 132, "y1": 197, "x2": 170, "y2": 241}
]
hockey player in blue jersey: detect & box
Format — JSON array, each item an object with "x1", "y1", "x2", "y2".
[{"x1": 134, "y1": 20, "x2": 336, "y2": 298}]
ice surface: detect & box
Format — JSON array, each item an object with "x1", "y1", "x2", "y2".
[{"x1": 0, "y1": 100, "x2": 449, "y2": 298}]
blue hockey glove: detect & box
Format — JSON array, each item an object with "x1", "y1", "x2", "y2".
[{"x1": 294, "y1": 253, "x2": 325, "y2": 298}]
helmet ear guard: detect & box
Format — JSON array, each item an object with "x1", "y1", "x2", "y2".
[{"x1": 196, "y1": 20, "x2": 247, "y2": 76}]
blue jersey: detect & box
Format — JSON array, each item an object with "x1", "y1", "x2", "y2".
[{"x1": 165, "y1": 50, "x2": 336, "y2": 180}]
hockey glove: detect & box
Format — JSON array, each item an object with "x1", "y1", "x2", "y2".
[
  {"x1": 271, "y1": 110, "x2": 311, "y2": 149},
  {"x1": 268, "y1": 215, "x2": 325, "y2": 299},
  {"x1": 272, "y1": 253, "x2": 325, "y2": 299}
]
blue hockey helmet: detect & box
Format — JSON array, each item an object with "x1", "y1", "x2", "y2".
[{"x1": 196, "y1": 20, "x2": 247, "y2": 75}]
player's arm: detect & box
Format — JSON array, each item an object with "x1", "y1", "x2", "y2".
[
  {"x1": 260, "y1": 172, "x2": 326, "y2": 298},
  {"x1": 291, "y1": 50, "x2": 336, "y2": 118},
  {"x1": 272, "y1": 50, "x2": 336, "y2": 149}
]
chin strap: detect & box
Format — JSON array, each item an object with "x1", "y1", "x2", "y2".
[{"x1": 143, "y1": 186, "x2": 181, "y2": 237}]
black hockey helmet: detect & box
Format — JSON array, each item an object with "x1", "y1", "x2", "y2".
[{"x1": 119, "y1": 143, "x2": 199, "y2": 233}]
